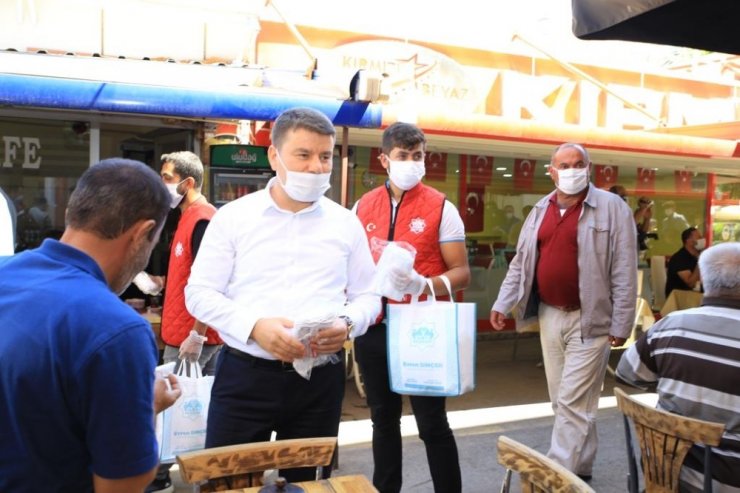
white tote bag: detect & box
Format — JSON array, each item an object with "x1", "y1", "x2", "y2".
[
  {"x1": 387, "y1": 276, "x2": 476, "y2": 396},
  {"x1": 157, "y1": 361, "x2": 214, "y2": 463}
]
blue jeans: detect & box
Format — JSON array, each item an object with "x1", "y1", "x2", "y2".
[{"x1": 354, "y1": 323, "x2": 462, "y2": 493}]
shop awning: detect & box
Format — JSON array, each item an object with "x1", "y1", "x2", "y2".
[{"x1": 572, "y1": 0, "x2": 740, "y2": 55}]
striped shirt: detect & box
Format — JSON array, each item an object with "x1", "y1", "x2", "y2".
[{"x1": 616, "y1": 297, "x2": 740, "y2": 492}]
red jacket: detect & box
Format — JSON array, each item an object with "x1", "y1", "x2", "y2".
[
  {"x1": 357, "y1": 182, "x2": 448, "y2": 314},
  {"x1": 161, "y1": 202, "x2": 222, "y2": 346}
]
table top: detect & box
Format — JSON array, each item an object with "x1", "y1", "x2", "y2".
[
  {"x1": 226, "y1": 475, "x2": 378, "y2": 493},
  {"x1": 660, "y1": 289, "x2": 703, "y2": 317}
]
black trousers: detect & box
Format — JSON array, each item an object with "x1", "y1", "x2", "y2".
[
  {"x1": 205, "y1": 347, "x2": 345, "y2": 482},
  {"x1": 354, "y1": 323, "x2": 462, "y2": 493}
]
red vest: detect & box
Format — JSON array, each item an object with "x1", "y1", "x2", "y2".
[
  {"x1": 357, "y1": 182, "x2": 449, "y2": 311},
  {"x1": 161, "y1": 202, "x2": 222, "y2": 346}
]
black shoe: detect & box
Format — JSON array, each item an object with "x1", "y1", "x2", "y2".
[
  {"x1": 145, "y1": 477, "x2": 173, "y2": 493},
  {"x1": 577, "y1": 474, "x2": 592, "y2": 482}
]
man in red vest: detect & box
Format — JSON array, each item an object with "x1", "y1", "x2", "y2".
[
  {"x1": 353, "y1": 122, "x2": 471, "y2": 493},
  {"x1": 146, "y1": 151, "x2": 222, "y2": 493}
]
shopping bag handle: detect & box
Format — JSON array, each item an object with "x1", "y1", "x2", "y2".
[
  {"x1": 412, "y1": 275, "x2": 453, "y2": 304},
  {"x1": 439, "y1": 274, "x2": 453, "y2": 299},
  {"x1": 176, "y1": 359, "x2": 203, "y2": 379}
]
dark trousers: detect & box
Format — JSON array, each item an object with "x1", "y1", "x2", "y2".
[
  {"x1": 205, "y1": 347, "x2": 345, "y2": 482},
  {"x1": 354, "y1": 323, "x2": 462, "y2": 493}
]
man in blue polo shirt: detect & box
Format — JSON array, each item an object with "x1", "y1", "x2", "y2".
[{"x1": 0, "y1": 158, "x2": 182, "y2": 493}]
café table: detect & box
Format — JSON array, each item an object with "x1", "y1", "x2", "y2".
[
  {"x1": 660, "y1": 289, "x2": 703, "y2": 317},
  {"x1": 224, "y1": 474, "x2": 378, "y2": 493}
]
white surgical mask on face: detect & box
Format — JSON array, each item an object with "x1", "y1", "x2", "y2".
[
  {"x1": 695, "y1": 238, "x2": 706, "y2": 251},
  {"x1": 555, "y1": 167, "x2": 589, "y2": 195},
  {"x1": 165, "y1": 179, "x2": 186, "y2": 208},
  {"x1": 276, "y1": 152, "x2": 331, "y2": 203},
  {"x1": 388, "y1": 160, "x2": 425, "y2": 191}
]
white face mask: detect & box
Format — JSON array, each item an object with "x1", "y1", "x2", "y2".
[
  {"x1": 276, "y1": 152, "x2": 331, "y2": 203},
  {"x1": 695, "y1": 238, "x2": 706, "y2": 251},
  {"x1": 165, "y1": 179, "x2": 186, "y2": 209},
  {"x1": 555, "y1": 167, "x2": 589, "y2": 195},
  {"x1": 388, "y1": 160, "x2": 425, "y2": 191}
]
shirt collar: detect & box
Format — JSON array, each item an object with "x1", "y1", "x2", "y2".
[
  {"x1": 39, "y1": 239, "x2": 107, "y2": 283},
  {"x1": 264, "y1": 177, "x2": 322, "y2": 215},
  {"x1": 701, "y1": 296, "x2": 740, "y2": 310}
]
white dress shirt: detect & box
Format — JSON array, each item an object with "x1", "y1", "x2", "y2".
[
  {"x1": 185, "y1": 178, "x2": 380, "y2": 360},
  {"x1": 0, "y1": 192, "x2": 14, "y2": 256}
]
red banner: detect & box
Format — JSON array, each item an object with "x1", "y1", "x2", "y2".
[
  {"x1": 464, "y1": 186, "x2": 485, "y2": 233},
  {"x1": 514, "y1": 159, "x2": 535, "y2": 190},
  {"x1": 594, "y1": 164, "x2": 619, "y2": 189},
  {"x1": 369, "y1": 147, "x2": 385, "y2": 175},
  {"x1": 469, "y1": 155, "x2": 493, "y2": 184},
  {"x1": 675, "y1": 170, "x2": 693, "y2": 193},
  {"x1": 636, "y1": 168, "x2": 656, "y2": 191},
  {"x1": 425, "y1": 152, "x2": 448, "y2": 181}
]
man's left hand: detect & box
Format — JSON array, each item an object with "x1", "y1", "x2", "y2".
[
  {"x1": 309, "y1": 318, "x2": 348, "y2": 356},
  {"x1": 179, "y1": 330, "x2": 207, "y2": 363},
  {"x1": 608, "y1": 335, "x2": 627, "y2": 347}
]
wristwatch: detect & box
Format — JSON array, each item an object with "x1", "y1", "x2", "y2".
[{"x1": 339, "y1": 315, "x2": 354, "y2": 340}]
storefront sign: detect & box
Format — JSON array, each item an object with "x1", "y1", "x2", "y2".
[
  {"x1": 209, "y1": 144, "x2": 269, "y2": 169},
  {"x1": 2, "y1": 136, "x2": 41, "y2": 169}
]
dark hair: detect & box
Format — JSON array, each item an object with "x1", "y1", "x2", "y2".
[
  {"x1": 381, "y1": 122, "x2": 426, "y2": 154},
  {"x1": 161, "y1": 151, "x2": 204, "y2": 188},
  {"x1": 270, "y1": 107, "x2": 336, "y2": 150},
  {"x1": 66, "y1": 158, "x2": 170, "y2": 241},
  {"x1": 681, "y1": 227, "x2": 698, "y2": 244}
]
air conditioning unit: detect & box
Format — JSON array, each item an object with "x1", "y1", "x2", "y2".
[{"x1": 350, "y1": 70, "x2": 388, "y2": 103}]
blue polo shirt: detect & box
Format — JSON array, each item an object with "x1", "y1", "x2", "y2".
[{"x1": 0, "y1": 240, "x2": 160, "y2": 492}]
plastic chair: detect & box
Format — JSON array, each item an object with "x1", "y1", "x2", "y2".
[
  {"x1": 177, "y1": 437, "x2": 337, "y2": 492},
  {"x1": 614, "y1": 387, "x2": 725, "y2": 493},
  {"x1": 496, "y1": 435, "x2": 595, "y2": 493}
]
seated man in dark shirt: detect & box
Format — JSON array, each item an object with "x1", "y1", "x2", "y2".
[{"x1": 665, "y1": 226, "x2": 704, "y2": 297}]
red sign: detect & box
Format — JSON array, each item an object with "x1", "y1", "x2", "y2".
[
  {"x1": 636, "y1": 168, "x2": 656, "y2": 191},
  {"x1": 514, "y1": 159, "x2": 535, "y2": 190},
  {"x1": 469, "y1": 155, "x2": 493, "y2": 184},
  {"x1": 674, "y1": 170, "x2": 693, "y2": 193},
  {"x1": 594, "y1": 164, "x2": 619, "y2": 189},
  {"x1": 425, "y1": 152, "x2": 448, "y2": 181},
  {"x1": 369, "y1": 147, "x2": 385, "y2": 175}
]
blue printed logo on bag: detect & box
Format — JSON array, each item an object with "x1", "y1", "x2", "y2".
[{"x1": 410, "y1": 323, "x2": 437, "y2": 347}]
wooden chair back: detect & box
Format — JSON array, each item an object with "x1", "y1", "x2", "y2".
[
  {"x1": 496, "y1": 436, "x2": 595, "y2": 493},
  {"x1": 614, "y1": 387, "x2": 725, "y2": 493},
  {"x1": 176, "y1": 437, "x2": 337, "y2": 492}
]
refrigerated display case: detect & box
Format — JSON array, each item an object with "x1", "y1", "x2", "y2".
[{"x1": 209, "y1": 144, "x2": 275, "y2": 207}]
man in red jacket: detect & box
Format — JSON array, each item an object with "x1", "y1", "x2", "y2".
[
  {"x1": 146, "y1": 151, "x2": 222, "y2": 493},
  {"x1": 353, "y1": 122, "x2": 470, "y2": 493}
]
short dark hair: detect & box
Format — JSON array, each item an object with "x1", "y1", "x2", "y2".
[
  {"x1": 381, "y1": 122, "x2": 426, "y2": 154},
  {"x1": 161, "y1": 151, "x2": 204, "y2": 188},
  {"x1": 66, "y1": 158, "x2": 170, "y2": 241},
  {"x1": 681, "y1": 227, "x2": 698, "y2": 244},
  {"x1": 270, "y1": 107, "x2": 336, "y2": 150}
]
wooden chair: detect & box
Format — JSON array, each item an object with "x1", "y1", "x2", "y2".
[
  {"x1": 496, "y1": 436, "x2": 595, "y2": 493},
  {"x1": 177, "y1": 437, "x2": 337, "y2": 492},
  {"x1": 614, "y1": 387, "x2": 725, "y2": 493}
]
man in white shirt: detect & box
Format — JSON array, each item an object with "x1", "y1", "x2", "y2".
[
  {"x1": 185, "y1": 107, "x2": 380, "y2": 482},
  {"x1": 0, "y1": 187, "x2": 16, "y2": 255}
]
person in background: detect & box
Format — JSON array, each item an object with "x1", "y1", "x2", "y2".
[
  {"x1": 608, "y1": 184, "x2": 628, "y2": 201},
  {"x1": 502, "y1": 204, "x2": 522, "y2": 236},
  {"x1": 617, "y1": 242, "x2": 740, "y2": 492},
  {"x1": 185, "y1": 108, "x2": 380, "y2": 482},
  {"x1": 507, "y1": 205, "x2": 533, "y2": 248},
  {"x1": 665, "y1": 226, "x2": 704, "y2": 298},
  {"x1": 140, "y1": 151, "x2": 222, "y2": 493},
  {"x1": 490, "y1": 143, "x2": 637, "y2": 481},
  {"x1": 661, "y1": 200, "x2": 690, "y2": 252},
  {"x1": 0, "y1": 158, "x2": 181, "y2": 493},
  {"x1": 353, "y1": 122, "x2": 470, "y2": 493},
  {"x1": 0, "y1": 186, "x2": 16, "y2": 255},
  {"x1": 634, "y1": 196, "x2": 654, "y2": 251}
]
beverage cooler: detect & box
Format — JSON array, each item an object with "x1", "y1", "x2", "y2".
[{"x1": 209, "y1": 144, "x2": 275, "y2": 207}]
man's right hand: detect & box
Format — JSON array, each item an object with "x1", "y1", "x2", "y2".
[
  {"x1": 153, "y1": 374, "x2": 181, "y2": 414},
  {"x1": 490, "y1": 310, "x2": 507, "y2": 331},
  {"x1": 251, "y1": 318, "x2": 306, "y2": 362}
]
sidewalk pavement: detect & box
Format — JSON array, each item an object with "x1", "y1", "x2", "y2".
[{"x1": 173, "y1": 334, "x2": 646, "y2": 492}]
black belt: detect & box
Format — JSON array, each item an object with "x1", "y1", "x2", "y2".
[{"x1": 224, "y1": 345, "x2": 296, "y2": 372}]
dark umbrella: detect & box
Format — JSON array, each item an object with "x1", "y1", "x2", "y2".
[{"x1": 572, "y1": 0, "x2": 740, "y2": 55}]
